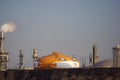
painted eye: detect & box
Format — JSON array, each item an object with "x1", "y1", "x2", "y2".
[
  {"x1": 59, "y1": 58, "x2": 66, "y2": 61},
  {"x1": 73, "y1": 58, "x2": 77, "y2": 61}
]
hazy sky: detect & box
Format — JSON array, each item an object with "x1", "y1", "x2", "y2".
[{"x1": 0, "y1": 0, "x2": 120, "y2": 68}]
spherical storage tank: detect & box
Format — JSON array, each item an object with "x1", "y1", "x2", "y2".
[
  {"x1": 93, "y1": 59, "x2": 113, "y2": 68},
  {"x1": 36, "y1": 51, "x2": 80, "y2": 69}
]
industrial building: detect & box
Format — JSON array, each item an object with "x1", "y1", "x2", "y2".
[
  {"x1": 91, "y1": 44, "x2": 120, "y2": 68},
  {"x1": 90, "y1": 44, "x2": 113, "y2": 68},
  {"x1": 0, "y1": 25, "x2": 119, "y2": 70}
]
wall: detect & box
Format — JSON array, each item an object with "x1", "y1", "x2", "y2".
[{"x1": 0, "y1": 68, "x2": 120, "y2": 80}]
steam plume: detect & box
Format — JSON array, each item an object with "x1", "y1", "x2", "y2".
[{"x1": 0, "y1": 22, "x2": 16, "y2": 33}]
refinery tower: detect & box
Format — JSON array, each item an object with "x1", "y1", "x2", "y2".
[
  {"x1": 112, "y1": 45, "x2": 120, "y2": 67},
  {"x1": 0, "y1": 32, "x2": 8, "y2": 71}
]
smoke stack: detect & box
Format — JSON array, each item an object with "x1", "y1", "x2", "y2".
[
  {"x1": 0, "y1": 32, "x2": 4, "y2": 53},
  {"x1": 33, "y1": 49, "x2": 38, "y2": 61},
  {"x1": 0, "y1": 31, "x2": 8, "y2": 71},
  {"x1": 0, "y1": 22, "x2": 16, "y2": 33},
  {"x1": 0, "y1": 22, "x2": 16, "y2": 71}
]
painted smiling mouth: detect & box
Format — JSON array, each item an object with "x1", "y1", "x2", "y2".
[{"x1": 52, "y1": 61, "x2": 80, "y2": 68}]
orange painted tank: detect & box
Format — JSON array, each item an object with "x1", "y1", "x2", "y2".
[{"x1": 36, "y1": 51, "x2": 80, "y2": 69}]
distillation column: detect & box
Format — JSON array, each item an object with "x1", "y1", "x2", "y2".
[
  {"x1": 0, "y1": 32, "x2": 8, "y2": 71},
  {"x1": 33, "y1": 49, "x2": 38, "y2": 68},
  {"x1": 93, "y1": 44, "x2": 98, "y2": 66},
  {"x1": 19, "y1": 50, "x2": 24, "y2": 69}
]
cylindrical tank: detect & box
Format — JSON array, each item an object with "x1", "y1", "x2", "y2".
[{"x1": 36, "y1": 51, "x2": 80, "y2": 69}]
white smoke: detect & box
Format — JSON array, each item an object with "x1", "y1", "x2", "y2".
[{"x1": 0, "y1": 22, "x2": 16, "y2": 33}]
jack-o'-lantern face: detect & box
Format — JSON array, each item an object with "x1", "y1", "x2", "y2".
[{"x1": 37, "y1": 51, "x2": 80, "y2": 69}]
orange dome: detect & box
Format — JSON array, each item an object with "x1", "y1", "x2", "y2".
[{"x1": 36, "y1": 51, "x2": 80, "y2": 69}]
